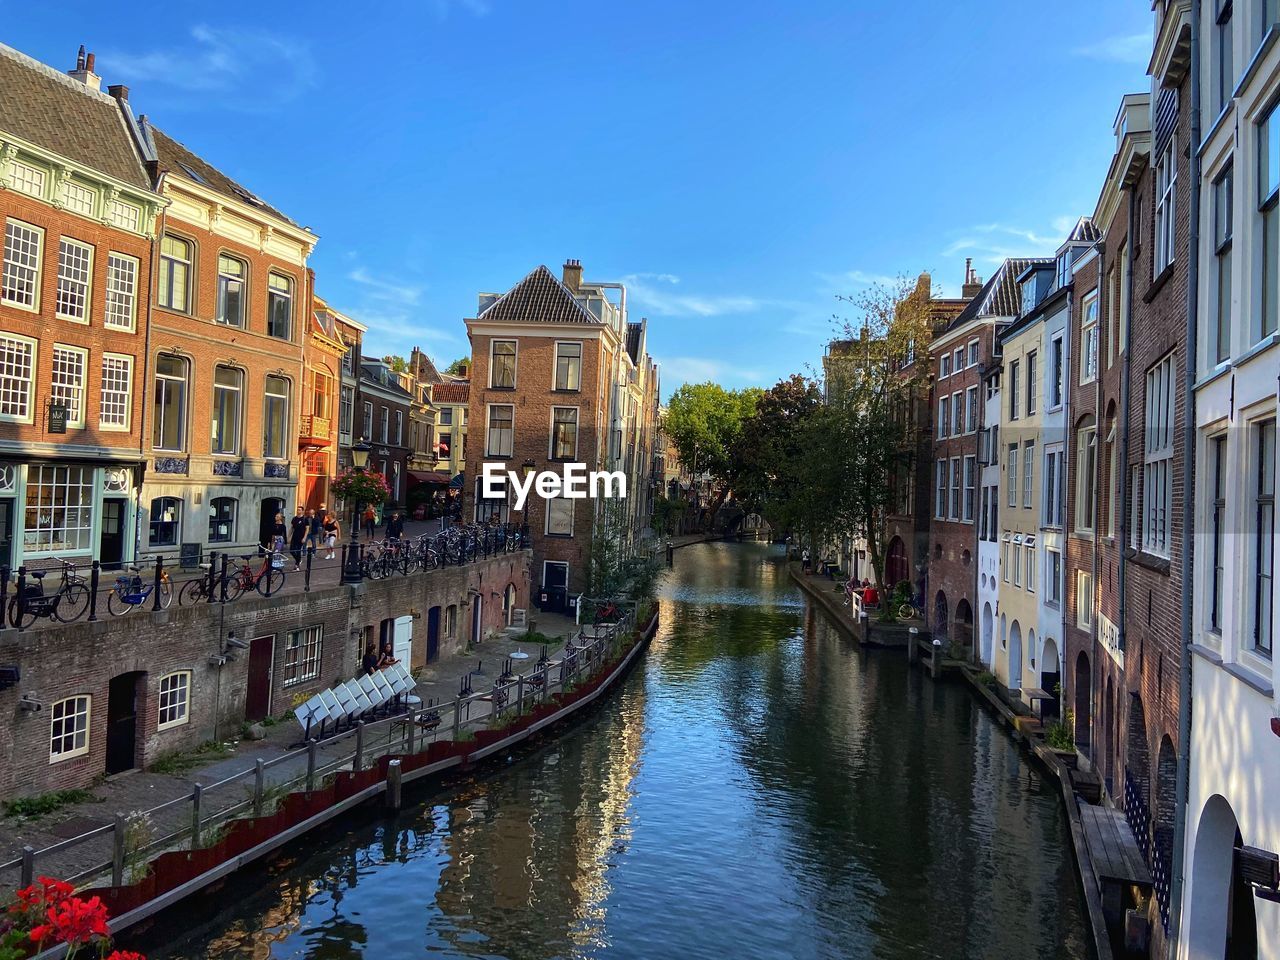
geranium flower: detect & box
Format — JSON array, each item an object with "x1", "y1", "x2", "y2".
[
  {"x1": 29, "y1": 894, "x2": 110, "y2": 947},
  {"x1": 104, "y1": 951, "x2": 147, "y2": 960}
]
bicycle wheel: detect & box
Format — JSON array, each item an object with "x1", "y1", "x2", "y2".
[
  {"x1": 899, "y1": 603, "x2": 915, "y2": 620},
  {"x1": 257, "y1": 567, "x2": 285, "y2": 597},
  {"x1": 7, "y1": 596, "x2": 35, "y2": 629},
  {"x1": 107, "y1": 591, "x2": 134, "y2": 617},
  {"x1": 54, "y1": 582, "x2": 91, "y2": 623},
  {"x1": 222, "y1": 576, "x2": 245, "y2": 602},
  {"x1": 179, "y1": 578, "x2": 208, "y2": 606},
  {"x1": 158, "y1": 579, "x2": 174, "y2": 609}
]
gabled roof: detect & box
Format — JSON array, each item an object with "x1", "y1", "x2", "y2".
[
  {"x1": 1065, "y1": 217, "x2": 1101, "y2": 245},
  {"x1": 0, "y1": 43, "x2": 150, "y2": 190},
  {"x1": 947, "y1": 257, "x2": 1051, "y2": 328},
  {"x1": 432, "y1": 382, "x2": 470, "y2": 404},
  {"x1": 359, "y1": 361, "x2": 414, "y2": 399},
  {"x1": 148, "y1": 124, "x2": 298, "y2": 227},
  {"x1": 477, "y1": 265, "x2": 602, "y2": 325}
]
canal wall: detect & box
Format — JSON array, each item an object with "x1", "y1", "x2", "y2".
[
  {"x1": 789, "y1": 566, "x2": 918, "y2": 648},
  {"x1": 28, "y1": 609, "x2": 660, "y2": 952}
]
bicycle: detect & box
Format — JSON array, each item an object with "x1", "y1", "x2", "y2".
[
  {"x1": 224, "y1": 551, "x2": 287, "y2": 599},
  {"x1": 7, "y1": 560, "x2": 92, "y2": 628},
  {"x1": 898, "y1": 594, "x2": 924, "y2": 621},
  {"x1": 107, "y1": 565, "x2": 174, "y2": 616}
]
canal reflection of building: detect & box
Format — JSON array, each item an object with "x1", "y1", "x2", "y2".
[{"x1": 430, "y1": 676, "x2": 647, "y2": 955}]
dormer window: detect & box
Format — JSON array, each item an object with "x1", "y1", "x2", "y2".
[
  {"x1": 1021, "y1": 279, "x2": 1037, "y2": 316},
  {"x1": 1056, "y1": 250, "x2": 1074, "y2": 289}
]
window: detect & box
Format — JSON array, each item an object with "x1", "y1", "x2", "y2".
[
  {"x1": 1264, "y1": 0, "x2": 1279, "y2": 43},
  {"x1": 1253, "y1": 419, "x2": 1275, "y2": 655},
  {"x1": 1075, "y1": 418, "x2": 1097, "y2": 533},
  {"x1": 950, "y1": 457, "x2": 961, "y2": 520},
  {"x1": 439, "y1": 407, "x2": 453, "y2": 427},
  {"x1": 1143, "y1": 355, "x2": 1175, "y2": 555},
  {"x1": 444, "y1": 605, "x2": 458, "y2": 637},
  {"x1": 1007, "y1": 443, "x2": 1018, "y2": 507},
  {"x1": 1002, "y1": 536, "x2": 1010, "y2": 582},
  {"x1": 24, "y1": 464, "x2": 94, "y2": 553},
  {"x1": 158, "y1": 234, "x2": 192, "y2": 312},
  {"x1": 551, "y1": 407, "x2": 579, "y2": 460},
  {"x1": 940, "y1": 354, "x2": 951, "y2": 379},
  {"x1": 212, "y1": 366, "x2": 242, "y2": 455},
  {"x1": 149, "y1": 496, "x2": 180, "y2": 546},
  {"x1": 8, "y1": 159, "x2": 45, "y2": 199},
  {"x1": 1155, "y1": 135, "x2": 1177, "y2": 274},
  {"x1": 1026, "y1": 544, "x2": 1036, "y2": 593},
  {"x1": 1023, "y1": 441, "x2": 1034, "y2": 508},
  {"x1": 51, "y1": 345, "x2": 87, "y2": 428},
  {"x1": 1009, "y1": 360, "x2": 1021, "y2": 419},
  {"x1": 339, "y1": 384, "x2": 353, "y2": 441},
  {"x1": 1025, "y1": 350, "x2": 1037, "y2": 416},
  {"x1": 1049, "y1": 334, "x2": 1064, "y2": 408},
  {"x1": 1044, "y1": 449, "x2": 1064, "y2": 527},
  {"x1": 282, "y1": 626, "x2": 323, "y2": 687},
  {"x1": 490, "y1": 340, "x2": 517, "y2": 388},
  {"x1": 391, "y1": 461, "x2": 401, "y2": 501},
  {"x1": 965, "y1": 386, "x2": 978, "y2": 433},
  {"x1": 1210, "y1": 434, "x2": 1227, "y2": 633},
  {"x1": 1214, "y1": 163, "x2": 1234, "y2": 364},
  {"x1": 104, "y1": 253, "x2": 138, "y2": 331},
  {"x1": 1076, "y1": 571, "x2": 1094, "y2": 629},
  {"x1": 1013, "y1": 538, "x2": 1022, "y2": 587},
  {"x1": 951, "y1": 391, "x2": 962, "y2": 436},
  {"x1": 108, "y1": 199, "x2": 141, "y2": 232},
  {"x1": 1263, "y1": 102, "x2": 1280, "y2": 340},
  {"x1": 60, "y1": 179, "x2": 96, "y2": 216},
  {"x1": 546, "y1": 496, "x2": 574, "y2": 536},
  {"x1": 0, "y1": 333, "x2": 35, "y2": 422},
  {"x1": 486, "y1": 404, "x2": 514, "y2": 457},
  {"x1": 157, "y1": 672, "x2": 191, "y2": 730},
  {"x1": 555, "y1": 342, "x2": 582, "y2": 390},
  {"x1": 267, "y1": 273, "x2": 293, "y2": 339},
  {"x1": 208, "y1": 496, "x2": 236, "y2": 543},
  {"x1": 938, "y1": 397, "x2": 949, "y2": 438},
  {"x1": 963, "y1": 455, "x2": 976, "y2": 522},
  {"x1": 2, "y1": 219, "x2": 43, "y2": 309},
  {"x1": 1130, "y1": 464, "x2": 1143, "y2": 550},
  {"x1": 1118, "y1": 242, "x2": 1130, "y2": 355},
  {"x1": 1106, "y1": 420, "x2": 1119, "y2": 538},
  {"x1": 99, "y1": 354, "x2": 133, "y2": 430},
  {"x1": 264, "y1": 375, "x2": 290, "y2": 460},
  {"x1": 55, "y1": 238, "x2": 93, "y2": 322},
  {"x1": 1056, "y1": 248, "x2": 1074, "y2": 289},
  {"x1": 152, "y1": 355, "x2": 187, "y2": 450},
  {"x1": 362, "y1": 401, "x2": 374, "y2": 440},
  {"x1": 1080, "y1": 291, "x2": 1099, "y2": 383},
  {"x1": 953, "y1": 347, "x2": 964, "y2": 372},
  {"x1": 49, "y1": 695, "x2": 90, "y2": 762},
  {"x1": 394, "y1": 410, "x2": 404, "y2": 445},
  {"x1": 967, "y1": 339, "x2": 980, "y2": 367},
  {"x1": 1047, "y1": 549, "x2": 1062, "y2": 605},
  {"x1": 475, "y1": 476, "x2": 508, "y2": 523},
  {"x1": 215, "y1": 254, "x2": 246, "y2": 327},
  {"x1": 936, "y1": 460, "x2": 947, "y2": 519},
  {"x1": 1216, "y1": 0, "x2": 1234, "y2": 115},
  {"x1": 379, "y1": 406, "x2": 389, "y2": 443}
]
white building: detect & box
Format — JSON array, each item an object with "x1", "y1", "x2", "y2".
[
  {"x1": 977, "y1": 361, "x2": 1001, "y2": 668},
  {"x1": 1177, "y1": 0, "x2": 1280, "y2": 954}
]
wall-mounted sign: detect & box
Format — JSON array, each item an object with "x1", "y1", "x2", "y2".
[{"x1": 47, "y1": 400, "x2": 68, "y2": 434}]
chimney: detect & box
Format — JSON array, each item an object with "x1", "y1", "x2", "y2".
[
  {"x1": 562, "y1": 259, "x2": 582, "y2": 293},
  {"x1": 961, "y1": 258, "x2": 983, "y2": 299},
  {"x1": 107, "y1": 84, "x2": 129, "y2": 102},
  {"x1": 68, "y1": 46, "x2": 101, "y2": 91}
]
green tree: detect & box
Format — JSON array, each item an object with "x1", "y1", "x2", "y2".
[
  {"x1": 444, "y1": 357, "x2": 469, "y2": 376},
  {"x1": 383, "y1": 355, "x2": 409, "y2": 373},
  {"x1": 663, "y1": 382, "x2": 761, "y2": 526}
]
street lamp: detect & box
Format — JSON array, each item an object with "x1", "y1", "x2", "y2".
[
  {"x1": 343, "y1": 439, "x2": 374, "y2": 584},
  {"x1": 521, "y1": 458, "x2": 536, "y2": 479},
  {"x1": 351, "y1": 439, "x2": 372, "y2": 471}
]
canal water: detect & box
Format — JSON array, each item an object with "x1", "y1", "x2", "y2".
[{"x1": 133, "y1": 542, "x2": 1088, "y2": 959}]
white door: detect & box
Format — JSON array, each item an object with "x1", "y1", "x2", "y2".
[{"x1": 393, "y1": 615, "x2": 413, "y2": 666}]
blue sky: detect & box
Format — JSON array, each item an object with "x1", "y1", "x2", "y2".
[{"x1": 8, "y1": 1, "x2": 1150, "y2": 397}]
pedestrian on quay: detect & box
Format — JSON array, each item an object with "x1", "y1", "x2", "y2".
[
  {"x1": 363, "y1": 504, "x2": 377, "y2": 541},
  {"x1": 306, "y1": 508, "x2": 322, "y2": 556},
  {"x1": 289, "y1": 507, "x2": 308, "y2": 571},
  {"x1": 361, "y1": 642, "x2": 379, "y2": 677},
  {"x1": 322, "y1": 512, "x2": 340, "y2": 560},
  {"x1": 385, "y1": 510, "x2": 404, "y2": 542},
  {"x1": 801, "y1": 547, "x2": 811, "y2": 574},
  {"x1": 268, "y1": 512, "x2": 287, "y2": 556}
]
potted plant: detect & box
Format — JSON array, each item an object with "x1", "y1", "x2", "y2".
[{"x1": 1044, "y1": 708, "x2": 1078, "y2": 769}]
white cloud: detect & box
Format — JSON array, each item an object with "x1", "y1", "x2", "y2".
[
  {"x1": 943, "y1": 221, "x2": 1065, "y2": 265},
  {"x1": 622, "y1": 272, "x2": 764, "y2": 318},
  {"x1": 347, "y1": 268, "x2": 425, "y2": 307},
  {"x1": 1072, "y1": 33, "x2": 1149, "y2": 65},
  {"x1": 659, "y1": 355, "x2": 763, "y2": 388},
  {"x1": 103, "y1": 26, "x2": 316, "y2": 109},
  {"x1": 816, "y1": 268, "x2": 900, "y2": 291}
]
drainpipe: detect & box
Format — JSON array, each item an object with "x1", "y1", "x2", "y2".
[
  {"x1": 1117, "y1": 186, "x2": 1136, "y2": 715},
  {"x1": 1168, "y1": 1, "x2": 1201, "y2": 952},
  {"x1": 134, "y1": 176, "x2": 167, "y2": 563}
]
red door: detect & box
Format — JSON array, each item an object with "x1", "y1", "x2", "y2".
[{"x1": 245, "y1": 635, "x2": 275, "y2": 722}]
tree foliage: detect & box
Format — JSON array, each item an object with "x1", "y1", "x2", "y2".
[
  {"x1": 444, "y1": 357, "x2": 469, "y2": 376},
  {"x1": 383, "y1": 355, "x2": 409, "y2": 373},
  {"x1": 662, "y1": 382, "x2": 761, "y2": 521}
]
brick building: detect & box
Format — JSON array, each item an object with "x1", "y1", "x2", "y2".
[
  {"x1": 300, "y1": 294, "x2": 347, "y2": 511},
  {"x1": 0, "y1": 45, "x2": 163, "y2": 570},
  {"x1": 138, "y1": 120, "x2": 318, "y2": 557},
  {"x1": 357, "y1": 357, "x2": 414, "y2": 510}
]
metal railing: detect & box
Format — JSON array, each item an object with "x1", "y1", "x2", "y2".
[{"x1": 0, "y1": 609, "x2": 635, "y2": 894}]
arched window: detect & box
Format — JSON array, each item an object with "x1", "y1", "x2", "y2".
[
  {"x1": 149, "y1": 497, "x2": 181, "y2": 546},
  {"x1": 208, "y1": 497, "x2": 236, "y2": 543}
]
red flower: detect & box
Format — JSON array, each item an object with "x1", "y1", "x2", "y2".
[
  {"x1": 37, "y1": 876, "x2": 75, "y2": 906},
  {"x1": 104, "y1": 952, "x2": 147, "y2": 960},
  {"x1": 31, "y1": 894, "x2": 110, "y2": 946}
]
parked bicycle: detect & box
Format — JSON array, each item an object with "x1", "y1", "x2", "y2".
[
  {"x1": 7, "y1": 560, "x2": 91, "y2": 628},
  {"x1": 107, "y1": 565, "x2": 173, "y2": 616},
  {"x1": 224, "y1": 551, "x2": 286, "y2": 600}
]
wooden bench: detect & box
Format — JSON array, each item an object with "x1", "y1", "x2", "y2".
[{"x1": 1080, "y1": 804, "x2": 1153, "y2": 932}]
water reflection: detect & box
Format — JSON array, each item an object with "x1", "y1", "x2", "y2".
[{"x1": 133, "y1": 542, "x2": 1085, "y2": 960}]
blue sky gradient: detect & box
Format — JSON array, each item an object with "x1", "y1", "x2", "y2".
[{"x1": 7, "y1": 1, "x2": 1150, "y2": 396}]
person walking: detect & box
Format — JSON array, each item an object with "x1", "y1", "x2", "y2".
[
  {"x1": 801, "y1": 547, "x2": 811, "y2": 574},
  {"x1": 322, "y1": 512, "x2": 340, "y2": 560},
  {"x1": 268, "y1": 512, "x2": 287, "y2": 556},
  {"x1": 363, "y1": 504, "x2": 377, "y2": 541},
  {"x1": 289, "y1": 507, "x2": 308, "y2": 571},
  {"x1": 306, "y1": 508, "x2": 322, "y2": 557},
  {"x1": 385, "y1": 510, "x2": 404, "y2": 542}
]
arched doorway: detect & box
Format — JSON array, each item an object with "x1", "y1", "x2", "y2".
[
  {"x1": 259, "y1": 497, "x2": 285, "y2": 549},
  {"x1": 1124, "y1": 695, "x2": 1151, "y2": 861},
  {"x1": 1187, "y1": 796, "x2": 1258, "y2": 960},
  {"x1": 954, "y1": 598, "x2": 973, "y2": 652},
  {"x1": 933, "y1": 590, "x2": 948, "y2": 639},
  {"x1": 1152, "y1": 736, "x2": 1178, "y2": 932},
  {"x1": 1008, "y1": 621, "x2": 1022, "y2": 691},
  {"x1": 1040, "y1": 637, "x2": 1060, "y2": 715},
  {"x1": 980, "y1": 603, "x2": 993, "y2": 666},
  {"x1": 1073, "y1": 652, "x2": 1091, "y2": 750},
  {"x1": 503, "y1": 583, "x2": 518, "y2": 626},
  {"x1": 1027, "y1": 627, "x2": 1037, "y2": 674},
  {"x1": 885, "y1": 537, "x2": 908, "y2": 588}
]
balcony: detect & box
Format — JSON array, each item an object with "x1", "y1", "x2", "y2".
[{"x1": 299, "y1": 414, "x2": 332, "y2": 448}]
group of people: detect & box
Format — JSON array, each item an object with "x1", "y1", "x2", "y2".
[
  {"x1": 361, "y1": 639, "x2": 401, "y2": 676},
  {"x1": 264, "y1": 505, "x2": 411, "y2": 570}
]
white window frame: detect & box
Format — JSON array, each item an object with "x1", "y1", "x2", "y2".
[
  {"x1": 486, "y1": 403, "x2": 515, "y2": 458},
  {"x1": 1155, "y1": 135, "x2": 1177, "y2": 275},
  {"x1": 1076, "y1": 571, "x2": 1094, "y2": 629},
  {"x1": 1047, "y1": 549, "x2": 1062, "y2": 605},
  {"x1": 1010, "y1": 360, "x2": 1021, "y2": 420},
  {"x1": 361, "y1": 400, "x2": 374, "y2": 440},
  {"x1": 282, "y1": 625, "x2": 323, "y2": 687},
  {"x1": 104, "y1": 252, "x2": 139, "y2": 332},
  {"x1": 51, "y1": 343, "x2": 88, "y2": 429},
  {"x1": 1075, "y1": 421, "x2": 1097, "y2": 535},
  {"x1": 108, "y1": 199, "x2": 142, "y2": 233},
  {"x1": 553, "y1": 340, "x2": 583, "y2": 391},
  {"x1": 55, "y1": 238, "x2": 93, "y2": 323},
  {"x1": 1142, "y1": 354, "x2": 1175, "y2": 556},
  {"x1": 1251, "y1": 418, "x2": 1275, "y2": 656},
  {"x1": 1026, "y1": 543, "x2": 1036, "y2": 593},
  {"x1": 967, "y1": 339, "x2": 980, "y2": 367},
  {"x1": 49, "y1": 695, "x2": 91, "y2": 763},
  {"x1": 490, "y1": 339, "x2": 518, "y2": 389},
  {"x1": 1023, "y1": 441, "x2": 1034, "y2": 509},
  {"x1": 550, "y1": 405, "x2": 579, "y2": 460},
  {"x1": 965, "y1": 385, "x2": 978, "y2": 434},
  {"x1": 60, "y1": 179, "x2": 97, "y2": 217},
  {"x1": 0, "y1": 332, "x2": 37, "y2": 424},
  {"x1": 1049, "y1": 333, "x2": 1064, "y2": 409},
  {"x1": 939, "y1": 354, "x2": 951, "y2": 379},
  {"x1": 963, "y1": 455, "x2": 976, "y2": 523},
  {"x1": 99, "y1": 353, "x2": 133, "y2": 431},
  {"x1": 545, "y1": 495, "x2": 575, "y2": 537},
  {"x1": 157, "y1": 671, "x2": 192, "y2": 730},
  {"x1": 950, "y1": 456, "x2": 961, "y2": 521},
  {"x1": 953, "y1": 347, "x2": 964, "y2": 372},
  {"x1": 8, "y1": 159, "x2": 46, "y2": 199},
  {"x1": 1025, "y1": 349, "x2": 1037, "y2": 417},
  {"x1": 952, "y1": 390, "x2": 963, "y2": 436},
  {"x1": 1080, "y1": 290, "x2": 1099, "y2": 384},
  {"x1": 1008, "y1": 443, "x2": 1018, "y2": 508},
  {"x1": 938, "y1": 396, "x2": 949, "y2": 438},
  {"x1": 2, "y1": 218, "x2": 44, "y2": 312},
  {"x1": 936, "y1": 459, "x2": 947, "y2": 519}
]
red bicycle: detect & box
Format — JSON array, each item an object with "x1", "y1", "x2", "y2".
[{"x1": 222, "y1": 551, "x2": 286, "y2": 600}]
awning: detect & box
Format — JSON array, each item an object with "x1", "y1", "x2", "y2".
[
  {"x1": 449, "y1": 472, "x2": 465, "y2": 490},
  {"x1": 408, "y1": 471, "x2": 452, "y2": 485}
]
